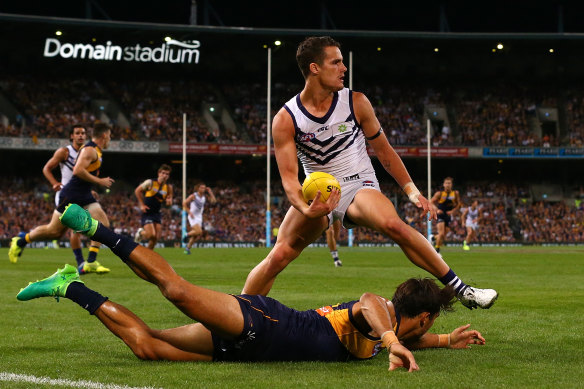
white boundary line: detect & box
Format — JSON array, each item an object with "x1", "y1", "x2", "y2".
[{"x1": 0, "y1": 372, "x2": 161, "y2": 389}]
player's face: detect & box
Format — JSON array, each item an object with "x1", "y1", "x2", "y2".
[
  {"x1": 197, "y1": 185, "x2": 206, "y2": 194},
  {"x1": 158, "y1": 170, "x2": 170, "y2": 183},
  {"x1": 316, "y1": 46, "x2": 346, "y2": 91},
  {"x1": 71, "y1": 127, "x2": 86, "y2": 147},
  {"x1": 443, "y1": 179, "x2": 453, "y2": 191}
]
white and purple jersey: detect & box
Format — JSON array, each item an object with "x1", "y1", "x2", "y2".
[{"x1": 283, "y1": 88, "x2": 376, "y2": 181}]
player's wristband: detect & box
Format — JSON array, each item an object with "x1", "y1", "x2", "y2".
[
  {"x1": 381, "y1": 330, "x2": 400, "y2": 351},
  {"x1": 402, "y1": 182, "x2": 421, "y2": 204},
  {"x1": 438, "y1": 333, "x2": 451, "y2": 348}
]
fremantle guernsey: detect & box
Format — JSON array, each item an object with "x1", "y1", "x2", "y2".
[
  {"x1": 283, "y1": 88, "x2": 375, "y2": 179},
  {"x1": 59, "y1": 144, "x2": 79, "y2": 186},
  {"x1": 190, "y1": 193, "x2": 206, "y2": 217}
]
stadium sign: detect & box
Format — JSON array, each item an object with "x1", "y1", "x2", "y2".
[{"x1": 43, "y1": 38, "x2": 201, "y2": 64}]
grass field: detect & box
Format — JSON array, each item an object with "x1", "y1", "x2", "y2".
[{"x1": 1, "y1": 246, "x2": 583, "y2": 388}]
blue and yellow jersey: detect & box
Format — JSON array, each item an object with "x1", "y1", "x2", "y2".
[
  {"x1": 66, "y1": 141, "x2": 102, "y2": 193},
  {"x1": 143, "y1": 179, "x2": 169, "y2": 214},
  {"x1": 437, "y1": 190, "x2": 457, "y2": 212},
  {"x1": 315, "y1": 301, "x2": 390, "y2": 360}
]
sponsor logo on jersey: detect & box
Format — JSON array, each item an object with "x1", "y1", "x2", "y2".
[
  {"x1": 343, "y1": 173, "x2": 360, "y2": 182},
  {"x1": 363, "y1": 180, "x2": 375, "y2": 187},
  {"x1": 338, "y1": 124, "x2": 348, "y2": 133},
  {"x1": 298, "y1": 133, "x2": 316, "y2": 142}
]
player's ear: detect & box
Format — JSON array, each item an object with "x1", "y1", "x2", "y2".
[
  {"x1": 418, "y1": 312, "x2": 431, "y2": 328},
  {"x1": 309, "y1": 62, "x2": 319, "y2": 75}
]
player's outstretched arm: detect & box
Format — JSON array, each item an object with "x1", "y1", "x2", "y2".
[{"x1": 403, "y1": 324, "x2": 485, "y2": 350}]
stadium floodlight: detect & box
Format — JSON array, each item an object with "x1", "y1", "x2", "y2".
[
  {"x1": 164, "y1": 36, "x2": 172, "y2": 42},
  {"x1": 497, "y1": 43, "x2": 504, "y2": 50},
  {"x1": 55, "y1": 31, "x2": 62, "y2": 36},
  {"x1": 274, "y1": 40, "x2": 281, "y2": 46},
  {"x1": 549, "y1": 48, "x2": 554, "y2": 53},
  {"x1": 434, "y1": 48, "x2": 439, "y2": 52}
]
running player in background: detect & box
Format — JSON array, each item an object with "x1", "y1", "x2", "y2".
[
  {"x1": 461, "y1": 200, "x2": 481, "y2": 251},
  {"x1": 431, "y1": 177, "x2": 461, "y2": 253},
  {"x1": 18, "y1": 203, "x2": 486, "y2": 369},
  {"x1": 9, "y1": 123, "x2": 113, "y2": 274},
  {"x1": 242, "y1": 36, "x2": 497, "y2": 310},
  {"x1": 134, "y1": 164, "x2": 174, "y2": 250},
  {"x1": 326, "y1": 219, "x2": 342, "y2": 267},
  {"x1": 41, "y1": 124, "x2": 87, "y2": 267},
  {"x1": 182, "y1": 183, "x2": 216, "y2": 254}
]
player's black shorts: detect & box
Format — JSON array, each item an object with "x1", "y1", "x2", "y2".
[
  {"x1": 437, "y1": 211, "x2": 451, "y2": 227},
  {"x1": 56, "y1": 187, "x2": 97, "y2": 213},
  {"x1": 141, "y1": 213, "x2": 162, "y2": 226},
  {"x1": 211, "y1": 294, "x2": 349, "y2": 362}
]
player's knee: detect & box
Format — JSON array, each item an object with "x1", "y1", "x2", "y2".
[
  {"x1": 380, "y1": 218, "x2": 411, "y2": 241},
  {"x1": 267, "y1": 245, "x2": 298, "y2": 273},
  {"x1": 159, "y1": 276, "x2": 189, "y2": 304}
]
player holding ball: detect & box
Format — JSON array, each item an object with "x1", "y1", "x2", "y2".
[{"x1": 242, "y1": 36, "x2": 497, "y2": 311}]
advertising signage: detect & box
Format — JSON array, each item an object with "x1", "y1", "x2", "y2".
[{"x1": 43, "y1": 38, "x2": 201, "y2": 64}]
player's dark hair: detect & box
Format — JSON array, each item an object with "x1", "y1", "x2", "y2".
[
  {"x1": 70, "y1": 124, "x2": 86, "y2": 135},
  {"x1": 93, "y1": 123, "x2": 111, "y2": 138},
  {"x1": 391, "y1": 278, "x2": 456, "y2": 318},
  {"x1": 296, "y1": 36, "x2": 341, "y2": 79},
  {"x1": 159, "y1": 164, "x2": 172, "y2": 173}
]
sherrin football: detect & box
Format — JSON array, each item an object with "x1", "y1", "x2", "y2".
[{"x1": 302, "y1": 172, "x2": 341, "y2": 203}]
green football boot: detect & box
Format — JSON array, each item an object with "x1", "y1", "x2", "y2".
[
  {"x1": 59, "y1": 204, "x2": 98, "y2": 236},
  {"x1": 17, "y1": 264, "x2": 83, "y2": 302}
]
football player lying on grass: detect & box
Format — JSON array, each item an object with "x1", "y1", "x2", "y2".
[{"x1": 17, "y1": 204, "x2": 485, "y2": 371}]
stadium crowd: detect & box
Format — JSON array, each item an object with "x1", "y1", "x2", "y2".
[
  {"x1": 2, "y1": 77, "x2": 584, "y2": 147},
  {"x1": 1, "y1": 177, "x2": 582, "y2": 247}
]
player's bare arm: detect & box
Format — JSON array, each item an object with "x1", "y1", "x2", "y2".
[
  {"x1": 73, "y1": 147, "x2": 114, "y2": 188},
  {"x1": 353, "y1": 92, "x2": 435, "y2": 220},
  {"x1": 206, "y1": 187, "x2": 217, "y2": 204},
  {"x1": 183, "y1": 194, "x2": 194, "y2": 217},
  {"x1": 166, "y1": 184, "x2": 174, "y2": 206},
  {"x1": 135, "y1": 179, "x2": 152, "y2": 212},
  {"x1": 403, "y1": 324, "x2": 485, "y2": 350},
  {"x1": 42, "y1": 147, "x2": 68, "y2": 191},
  {"x1": 355, "y1": 293, "x2": 418, "y2": 372},
  {"x1": 461, "y1": 208, "x2": 468, "y2": 227},
  {"x1": 273, "y1": 108, "x2": 339, "y2": 218},
  {"x1": 450, "y1": 190, "x2": 462, "y2": 215}
]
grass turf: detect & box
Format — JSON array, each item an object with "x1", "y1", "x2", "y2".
[{"x1": 1, "y1": 246, "x2": 583, "y2": 388}]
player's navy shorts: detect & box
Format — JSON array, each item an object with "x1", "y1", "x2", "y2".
[
  {"x1": 212, "y1": 295, "x2": 349, "y2": 362},
  {"x1": 56, "y1": 187, "x2": 97, "y2": 213},
  {"x1": 141, "y1": 213, "x2": 162, "y2": 226},
  {"x1": 437, "y1": 211, "x2": 451, "y2": 227}
]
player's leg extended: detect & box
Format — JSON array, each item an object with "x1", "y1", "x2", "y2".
[
  {"x1": 95, "y1": 301, "x2": 214, "y2": 360},
  {"x1": 347, "y1": 190, "x2": 498, "y2": 309},
  {"x1": 347, "y1": 189, "x2": 449, "y2": 277},
  {"x1": 10, "y1": 211, "x2": 68, "y2": 263},
  {"x1": 327, "y1": 220, "x2": 342, "y2": 267},
  {"x1": 242, "y1": 206, "x2": 329, "y2": 295},
  {"x1": 59, "y1": 204, "x2": 245, "y2": 334},
  {"x1": 16, "y1": 264, "x2": 215, "y2": 360}
]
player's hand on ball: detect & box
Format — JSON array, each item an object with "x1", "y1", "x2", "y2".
[
  {"x1": 449, "y1": 324, "x2": 485, "y2": 349},
  {"x1": 305, "y1": 188, "x2": 340, "y2": 219},
  {"x1": 388, "y1": 344, "x2": 419, "y2": 372}
]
